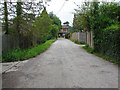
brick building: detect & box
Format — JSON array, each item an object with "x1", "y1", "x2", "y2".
[{"x1": 58, "y1": 25, "x2": 69, "y2": 37}]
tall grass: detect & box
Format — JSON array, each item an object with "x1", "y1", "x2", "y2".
[
  {"x1": 69, "y1": 39, "x2": 86, "y2": 45},
  {"x1": 82, "y1": 45, "x2": 120, "y2": 64},
  {"x1": 2, "y1": 39, "x2": 56, "y2": 62}
]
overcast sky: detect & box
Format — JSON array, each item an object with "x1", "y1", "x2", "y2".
[
  {"x1": 45, "y1": 0, "x2": 82, "y2": 26},
  {"x1": 0, "y1": 0, "x2": 119, "y2": 26},
  {"x1": 45, "y1": 0, "x2": 119, "y2": 26}
]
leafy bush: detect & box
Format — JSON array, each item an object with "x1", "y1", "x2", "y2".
[
  {"x1": 2, "y1": 39, "x2": 56, "y2": 62},
  {"x1": 74, "y1": 2, "x2": 120, "y2": 63},
  {"x1": 93, "y1": 24, "x2": 120, "y2": 61},
  {"x1": 82, "y1": 44, "x2": 120, "y2": 64},
  {"x1": 94, "y1": 53, "x2": 120, "y2": 64},
  {"x1": 2, "y1": 48, "x2": 25, "y2": 62},
  {"x1": 80, "y1": 41, "x2": 86, "y2": 44},
  {"x1": 50, "y1": 25, "x2": 59, "y2": 39},
  {"x1": 69, "y1": 39, "x2": 86, "y2": 45},
  {"x1": 74, "y1": 39, "x2": 79, "y2": 44},
  {"x1": 89, "y1": 2, "x2": 120, "y2": 61},
  {"x1": 104, "y1": 24, "x2": 119, "y2": 31},
  {"x1": 101, "y1": 24, "x2": 120, "y2": 61},
  {"x1": 32, "y1": 7, "x2": 52, "y2": 44},
  {"x1": 82, "y1": 44, "x2": 94, "y2": 53}
]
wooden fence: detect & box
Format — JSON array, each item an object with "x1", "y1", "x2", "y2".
[
  {"x1": 70, "y1": 31, "x2": 94, "y2": 48},
  {"x1": 2, "y1": 34, "x2": 19, "y2": 52}
]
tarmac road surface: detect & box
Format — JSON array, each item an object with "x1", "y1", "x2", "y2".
[{"x1": 2, "y1": 38, "x2": 118, "y2": 88}]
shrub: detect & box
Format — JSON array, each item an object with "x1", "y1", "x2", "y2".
[
  {"x1": 74, "y1": 39, "x2": 79, "y2": 43},
  {"x1": 82, "y1": 44, "x2": 94, "y2": 53},
  {"x1": 80, "y1": 41, "x2": 86, "y2": 44},
  {"x1": 2, "y1": 48, "x2": 25, "y2": 62},
  {"x1": 99, "y1": 24, "x2": 120, "y2": 61},
  {"x1": 82, "y1": 44, "x2": 120, "y2": 64},
  {"x1": 69, "y1": 39, "x2": 86, "y2": 45}
]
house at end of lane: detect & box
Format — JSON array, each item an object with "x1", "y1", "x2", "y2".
[{"x1": 58, "y1": 25, "x2": 69, "y2": 38}]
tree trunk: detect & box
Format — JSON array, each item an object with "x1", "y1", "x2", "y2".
[
  {"x1": 16, "y1": 1, "x2": 22, "y2": 48},
  {"x1": 4, "y1": 1, "x2": 8, "y2": 34}
]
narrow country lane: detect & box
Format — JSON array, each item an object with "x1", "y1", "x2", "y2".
[{"x1": 2, "y1": 38, "x2": 118, "y2": 88}]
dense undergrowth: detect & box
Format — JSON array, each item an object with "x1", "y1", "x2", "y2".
[
  {"x1": 69, "y1": 39, "x2": 86, "y2": 45},
  {"x1": 82, "y1": 45, "x2": 120, "y2": 64},
  {"x1": 2, "y1": 39, "x2": 56, "y2": 62},
  {"x1": 69, "y1": 38, "x2": 120, "y2": 64}
]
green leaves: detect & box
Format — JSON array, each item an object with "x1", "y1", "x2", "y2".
[
  {"x1": 74, "y1": 1, "x2": 120, "y2": 61},
  {"x1": 49, "y1": 12, "x2": 62, "y2": 30},
  {"x1": 74, "y1": 2, "x2": 93, "y2": 32},
  {"x1": 51, "y1": 24, "x2": 59, "y2": 38},
  {"x1": 32, "y1": 7, "x2": 52, "y2": 44},
  {"x1": 48, "y1": 12, "x2": 62, "y2": 39},
  {"x1": 104, "y1": 24, "x2": 119, "y2": 31}
]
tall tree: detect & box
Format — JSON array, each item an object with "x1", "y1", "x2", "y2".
[
  {"x1": 33, "y1": 7, "x2": 52, "y2": 43},
  {"x1": 4, "y1": 1, "x2": 8, "y2": 34},
  {"x1": 48, "y1": 12, "x2": 62, "y2": 39},
  {"x1": 16, "y1": 1, "x2": 23, "y2": 48},
  {"x1": 49, "y1": 12, "x2": 62, "y2": 30},
  {"x1": 16, "y1": 1, "x2": 22, "y2": 34},
  {"x1": 74, "y1": 2, "x2": 93, "y2": 32}
]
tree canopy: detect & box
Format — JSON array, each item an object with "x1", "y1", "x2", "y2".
[
  {"x1": 49, "y1": 12, "x2": 62, "y2": 30},
  {"x1": 1, "y1": 1, "x2": 62, "y2": 48},
  {"x1": 74, "y1": 1, "x2": 120, "y2": 61}
]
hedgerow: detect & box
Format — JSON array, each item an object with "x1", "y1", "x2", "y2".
[{"x1": 74, "y1": 2, "x2": 120, "y2": 62}]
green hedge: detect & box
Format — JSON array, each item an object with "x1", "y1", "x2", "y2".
[
  {"x1": 82, "y1": 44, "x2": 120, "y2": 64},
  {"x1": 94, "y1": 24, "x2": 120, "y2": 61}
]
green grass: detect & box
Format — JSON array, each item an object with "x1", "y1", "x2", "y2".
[
  {"x1": 79, "y1": 41, "x2": 86, "y2": 44},
  {"x1": 69, "y1": 39, "x2": 86, "y2": 45},
  {"x1": 82, "y1": 44, "x2": 94, "y2": 53},
  {"x1": 2, "y1": 39, "x2": 56, "y2": 62},
  {"x1": 69, "y1": 39, "x2": 119, "y2": 64},
  {"x1": 82, "y1": 45, "x2": 120, "y2": 64},
  {"x1": 93, "y1": 53, "x2": 120, "y2": 64}
]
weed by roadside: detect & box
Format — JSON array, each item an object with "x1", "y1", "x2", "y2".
[
  {"x1": 69, "y1": 39, "x2": 86, "y2": 45},
  {"x1": 82, "y1": 44, "x2": 120, "y2": 64},
  {"x1": 2, "y1": 39, "x2": 56, "y2": 62},
  {"x1": 82, "y1": 45, "x2": 94, "y2": 53}
]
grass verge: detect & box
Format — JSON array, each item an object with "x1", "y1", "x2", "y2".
[
  {"x1": 82, "y1": 45, "x2": 120, "y2": 64},
  {"x1": 2, "y1": 39, "x2": 56, "y2": 62},
  {"x1": 82, "y1": 44, "x2": 94, "y2": 53},
  {"x1": 69, "y1": 39, "x2": 86, "y2": 45}
]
